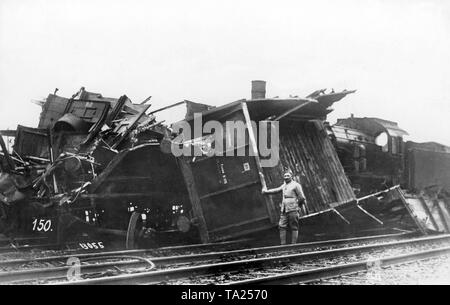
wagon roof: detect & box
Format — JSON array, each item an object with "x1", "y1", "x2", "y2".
[{"x1": 183, "y1": 89, "x2": 356, "y2": 122}]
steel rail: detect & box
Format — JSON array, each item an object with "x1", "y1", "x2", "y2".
[
  {"x1": 0, "y1": 258, "x2": 154, "y2": 284},
  {"x1": 55, "y1": 234, "x2": 450, "y2": 285},
  {"x1": 136, "y1": 232, "x2": 414, "y2": 266},
  {"x1": 0, "y1": 232, "x2": 411, "y2": 283},
  {"x1": 224, "y1": 246, "x2": 450, "y2": 284},
  {"x1": 0, "y1": 238, "x2": 254, "y2": 267}
]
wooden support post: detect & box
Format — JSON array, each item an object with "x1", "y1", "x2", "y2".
[
  {"x1": 332, "y1": 208, "x2": 351, "y2": 225},
  {"x1": 418, "y1": 196, "x2": 439, "y2": 231},
  {"x1": 433, "y1": 199, "x2": 450, "y2": 233},
  {"x1": 356, "y1": 204, "x2": 384, "y2": 225},
  {"x1": 356, "y1": 185, "x2": 400, "y2": 202},
  {"x1": 147, "y1": 100, "x2": 186, "y2": 115},
  {"x1": 177, "y1": 158, "x2": 209, "y2": 243},
  {"x1": 397, "y1": 189, "x2": 427, "y2": 235},
  {"x1": 106, "y1": 95, "x2": 128, "y2": 126},
  {"x1": 442, "y1": 197, "x2": 450, "y2": 231},
  {"x1": 0, "y1": 135, "x2": 15, "y2": 171},
  {"x1": 47, "y1": 128, "x2": 59, "y2": 194},
  {"x1": 241, "y1": 101, "x2": 277, "y2": 222},
  {"x1": 140, "y1": 95, "x2": 152, "y2": 105}
]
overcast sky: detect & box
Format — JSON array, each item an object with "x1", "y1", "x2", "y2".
[{"x1": 0, "y1": 0, "x2": 449, "y2": 144}]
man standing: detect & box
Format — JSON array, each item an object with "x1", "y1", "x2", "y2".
[{"x1": 262, "y1": 171, "x2": 306, "y2": 245}]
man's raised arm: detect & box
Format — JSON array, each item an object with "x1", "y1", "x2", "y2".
[{"x1": 262, "y1": 185, "x2": 283, "y2": 195}]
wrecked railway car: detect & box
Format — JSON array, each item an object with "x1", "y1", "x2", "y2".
[
  {"x1": 173, "y1": 85, "x2": 442, "y2": 241},
  {"x1": 0, "y1": 87, "x2": 190, "y2": 248},
  {"x1": 173, "y1": 82, "x2": 359, "y2": 243},
  {"x1": 1, "y1": 82, "x2": 450, "y2": 249},
  {"x1": 0, "y1": 83, "x2": 362, "y2": 248}
]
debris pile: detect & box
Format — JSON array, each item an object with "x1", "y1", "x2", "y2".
[{"x1": 0, "y1": 87, "x2": 168, "y2": 237}]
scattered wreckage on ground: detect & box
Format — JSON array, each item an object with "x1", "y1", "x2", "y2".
[{"x1": 0, "y1": 82, "x2": 449, "y2": 249}]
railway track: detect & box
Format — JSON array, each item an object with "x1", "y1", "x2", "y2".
[
  {"x1": 0, "y1": 237, "x2": 253, "y2": 258},
  {"x1": 0, "y1": 237, "x2": 255, "y2": 282},
  {"x1": 57, "y1": 233, "x2": 450, "y2": 285},
  {"x1": 0, "y1": 232, "x2": 426, "y2": 284},
  {"x1": 224, "y1": 246, "x2": 450, "y2": 284}
]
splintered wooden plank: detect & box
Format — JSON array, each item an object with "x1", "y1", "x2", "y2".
[
  {"x1": 436, "y1": 199, "x2": 450, "y2": 233},
  {"x1": 442, "y1": 198, "x2": 450, "y2": 232},
  {"x1": 397, "y1": 190, "x2": 431, "y2": 234},
  {"x1": 418, "y1": 196, "x2": 440, "y2": 232},
  {"x1": 111, "y1": 104, "x2": 151, "y2": 149},
  {"x1": 0, "y1": 135, "x2": 15, "y2": 170},
  {"x1": 241, "y1": 101, "x2": 277, "y2": 222},
  {"x1": 273, "y1": 100, "x2": 314, "y2": 121},
  {"x1": 177, "y1": 157, "x2": 209, "y2": 243},
  {"x1": 423, "y1": 196, "x2": 446, "y2": 232}
]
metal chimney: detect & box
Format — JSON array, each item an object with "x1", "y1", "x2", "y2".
[{"x1": 251, "y1": 80, "x2": 266, "y2": 99}]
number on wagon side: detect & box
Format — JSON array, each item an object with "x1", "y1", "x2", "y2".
[
  {"x1": 32, "y1": 219, "x2": 53, "y2": 232},
  {"x1": 79, "y1": 242, "x2": 105, "y2": 250}
]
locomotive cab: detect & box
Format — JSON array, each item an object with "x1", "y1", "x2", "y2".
[{"x1": 330, "y1": 117, "x2": 409, "y2": 195}]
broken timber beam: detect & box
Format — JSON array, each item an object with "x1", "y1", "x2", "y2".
[
  {"x1": 356, "y1": 204, "x2": 384, "y2": 225},
  {"x1": 147, "y1": 100, "x2": 186, "y2": 115},
  {"x1": 332, "y1": 208, "x2": 351, "y2": 225},
  {"x1": 273, "y1": 100, "x2": 315, "y2": 121},
  {"x1": 0, "y1": 130, "x2": 16, "y2": 137},
  {"x1": 241, "y1": 101, "x2": 277, "y2": 222},
  {"x1": 111, "y1": 104, "x2": 151, "y2": 149},
  {"x1": 0, "y1": 135, "x2": 15, "y2": 171}
]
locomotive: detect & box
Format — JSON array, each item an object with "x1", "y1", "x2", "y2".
[{"x1": 328, "y1": 115, "x2": 450, "y2": 196}]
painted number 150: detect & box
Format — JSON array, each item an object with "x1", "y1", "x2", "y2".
[{"x1": 32, "y1": 219, "x2": 52, "y2": 232}]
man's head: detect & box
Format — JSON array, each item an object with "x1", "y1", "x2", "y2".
[{"x1": 283, "y1": 171, "x2": 293, "y2": 183}]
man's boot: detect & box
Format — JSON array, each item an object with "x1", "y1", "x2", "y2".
[
  {"x1": 279, "y1": 229, "x2": 287, "y2": 245},
  {"x1": 291, "y1": 230, "x2": 298, "y2": 244}
]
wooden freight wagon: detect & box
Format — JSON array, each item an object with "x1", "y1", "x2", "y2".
[{"x1": 175, "y1": 82, "x2": 357, "y2": 243}]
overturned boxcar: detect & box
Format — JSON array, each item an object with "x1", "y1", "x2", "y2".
[{"x1": 173, "y1": 83, "x2": 357, "y2": 243}]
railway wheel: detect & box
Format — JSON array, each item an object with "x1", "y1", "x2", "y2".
[{"x1": 126, "y1": 212, "x2": 144, "y2": 249}]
